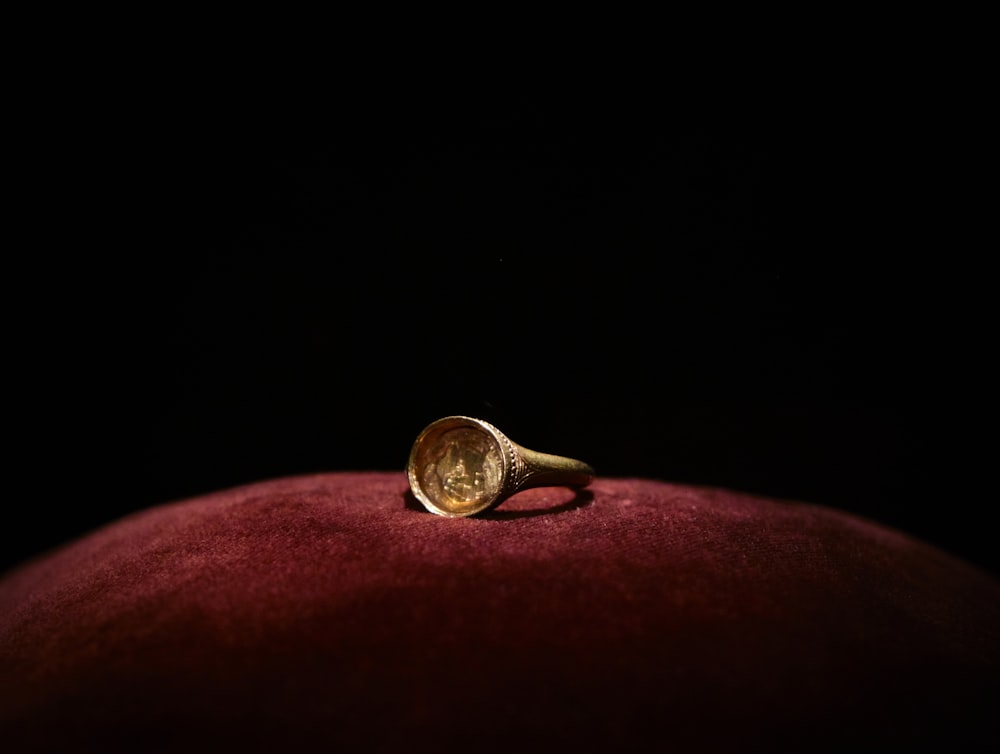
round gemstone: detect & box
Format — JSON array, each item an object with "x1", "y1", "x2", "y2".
[{"x1": 412, "y1": 426, "x2": 503, "y2": 515}]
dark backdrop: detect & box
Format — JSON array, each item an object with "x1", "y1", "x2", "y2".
[{"x1": 7, "y1": 81, "x2": 989, "y2": 577}]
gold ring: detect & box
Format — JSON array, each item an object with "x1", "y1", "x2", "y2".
[{"x1": 407, "y1": 415, "x2": 596, "y2": 518}]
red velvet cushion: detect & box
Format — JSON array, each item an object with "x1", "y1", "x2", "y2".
[{"x1": 2, "y1": 472, "x2": 997, "y2": 752}]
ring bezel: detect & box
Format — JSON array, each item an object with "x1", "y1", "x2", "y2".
[{"x1": 407, "y1": 416, "x2": 511, "y2": 518}]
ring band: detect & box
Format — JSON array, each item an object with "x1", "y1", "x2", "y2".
[{"x1": 407, "y1": 416, "x2": 595, "y2": 518}]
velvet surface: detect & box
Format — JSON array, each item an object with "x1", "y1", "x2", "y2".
[{"x1": 1, "y1": 472, "x2": 997, "y2": 752}]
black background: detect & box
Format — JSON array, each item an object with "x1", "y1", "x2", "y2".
[{"x1": 6, "y1": 73, "x2": 991, "y2": 577}]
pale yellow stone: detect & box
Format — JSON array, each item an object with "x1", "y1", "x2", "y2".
[{"x1": 414, "y1": 427, "x2": 502, "y2": 515}]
